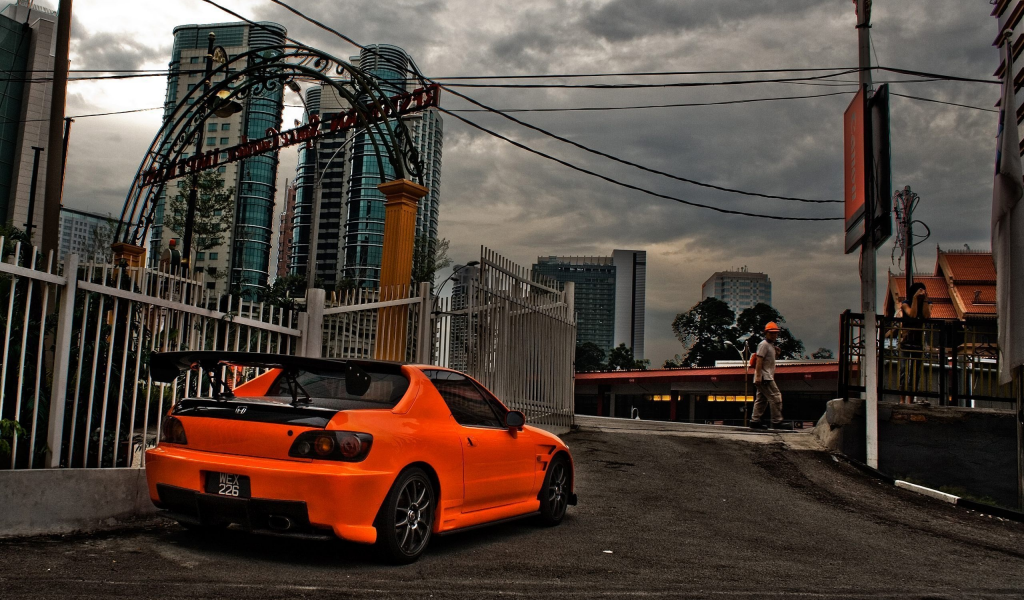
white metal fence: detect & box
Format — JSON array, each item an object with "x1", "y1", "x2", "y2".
[
  {"x1": 0, "y1": 244, "x2": 575, "y2": 472},
  {"x1": 434, "y1": 248, "x2": 577, "y2": 431}
]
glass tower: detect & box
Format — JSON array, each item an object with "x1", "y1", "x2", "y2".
[
  {"x1": 290, "y1": 44, "x2": 443, "y2": 291},
  {"x1": 154, "y1": 21, "x2": 287, "y2": 298}
]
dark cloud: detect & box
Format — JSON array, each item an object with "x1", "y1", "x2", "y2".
[
  {"x1": 59, "y1": 0, "x2": 1002, "y2": 364},
  {"x1": 71, "y1": 19, "x2": 169, "y2": 71},
  {"x1": 581, "y1": 0, "x2": 824, "y2": 43}
]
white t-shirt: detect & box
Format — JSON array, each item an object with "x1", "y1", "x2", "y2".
[{"x1": 756, "y1": 339, "x2": 776, "y2": 382}]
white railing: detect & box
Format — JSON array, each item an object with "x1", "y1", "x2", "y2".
[
  {"x1": 0, "y1": 245, "x2": 305, "y2": 470},
  {"x1": 0, "y1": 243, "x2": 576, "y2": 471}
]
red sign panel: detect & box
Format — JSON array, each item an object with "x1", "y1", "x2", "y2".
[
  {"x1": 142, "y1": 84, "x2": 441, "y2": 187},
  {"x1": 843, "y1": 88, "x2": 867, "y2": 226}
]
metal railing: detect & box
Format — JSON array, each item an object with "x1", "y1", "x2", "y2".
[
  {"x1": 432, "y1": 248, "x2": 576, "y2": 431},
  {"x1": 0, "y1": 244, "x2": 303, "y2": 470},
  {"x1": 838, "y1": 310, "x2": 1014, "y2": 406},
  {"x1": 0, "y1": 243, "x2": 577, "y2": 471}
]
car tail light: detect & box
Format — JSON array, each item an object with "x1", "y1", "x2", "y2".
[
  {"x1": 160, "y1": 416, "x2": 188, "y2": 445},
  {"x1": 289, "y1": 431, "x2": 372, "y2": 462}
]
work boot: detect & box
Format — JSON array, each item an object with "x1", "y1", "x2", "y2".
[
  {"x1": 749, "y1": 420, "x2": 767, "y2": 430},
  {"x1": 771, "y1": 422, "x2": 793, "y2": 430}
]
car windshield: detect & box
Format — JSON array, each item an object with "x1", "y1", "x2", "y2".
[{"x1": 259, "y1": 368, "x2": 409, "y2": 410}]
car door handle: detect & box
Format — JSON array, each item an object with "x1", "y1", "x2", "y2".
[{"x1": 466, "y1": 437, "x2": 475, "y2": 447}]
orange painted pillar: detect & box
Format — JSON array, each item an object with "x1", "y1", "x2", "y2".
[{"x1": 375, "y1": 179, "x2": 429, "y2": 361}]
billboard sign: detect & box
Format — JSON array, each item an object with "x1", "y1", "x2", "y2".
[{"x1": 844, "y1": 87, "x2": 867, "y2": 254}]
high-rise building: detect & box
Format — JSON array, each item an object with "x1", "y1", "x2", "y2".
[
  {"x1": 533, "y1": 256, "x2": 617, "y2": 353},
  {"x1": 0, "y1": 1, "x2": 56, "y2": 241},
  {"x1": 152, "y1": 21, "x2": 287, "y2": 297},
  {"x1": 276, "y1": 179, "x2": 297, "y2": 278},
  {"x1": 532, "y1": 250, "x2": 646, "y2": 359},
  {"x1": 701, "y1": 267, "x2": 772, "y2": 317},
  {"x1": 447, "y1": 263, "x2": 479, "y2": 371},
  {"x1": 58, "y1": 207, "x2": 124, "y2": 263},
  {"x1": 612, "y1": 249, "x2": 646, "y2": 360},
  {"x1": 289, "y1": 44, "x2": 442, "y2": 290}
]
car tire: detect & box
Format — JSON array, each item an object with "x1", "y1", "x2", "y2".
[
  {"x1": 377, "y1": 467, "x2": 435, "y2": 564},
  {"x1": 538, "y1": 455, "x2": 571, "y2": 526}
]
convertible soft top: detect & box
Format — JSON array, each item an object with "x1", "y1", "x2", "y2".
[{"x1": 149, "y1": 351, "x2": 405, "y2": 384}]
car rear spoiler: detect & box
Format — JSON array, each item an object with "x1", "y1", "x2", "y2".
[{"x1": 149, "y1": 351, "x2": 403, "y2": 386}]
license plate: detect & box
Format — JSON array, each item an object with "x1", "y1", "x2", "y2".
[{"x1": 205, "y1": 472, "x2": 251, "y2": 498}]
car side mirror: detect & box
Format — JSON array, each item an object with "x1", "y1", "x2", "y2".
[{"x1": 505, "y1": 410, "x2": 525, "y2": 431}]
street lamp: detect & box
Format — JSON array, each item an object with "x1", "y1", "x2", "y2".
[
  {"x1": 430, "y1": 261, "x2": 480, "y2": 365},
  {"x1": 432, "y1": 261, "x2": 480, "y2": 313},
  {"x1": 725, "y1": 339, "x2": 751, "y2": 427}
]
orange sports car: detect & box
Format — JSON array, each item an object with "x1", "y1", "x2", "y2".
[{"x1": 145, "y1": 352, "x2": 576, "y2": 563}]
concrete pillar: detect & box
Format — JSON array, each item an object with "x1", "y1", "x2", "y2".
[
  {"x1": 689, "y1": 395, "x2": 696, "y2": 422},
  {"x1": 669, "y1": 390, "x2": 678, "y2": 421},
  {"x1": 609, "y1": 392, "x2": 616, "y2": 418},
  {"x1": 303, "y1": 288, "x2": 325, "y2": 358},
  {"x1": 596, "y1": 386, "x2": 605, "y2": 417},
  {"x1": 375, "y1": 179, "x2": 428, "y2": 362}
]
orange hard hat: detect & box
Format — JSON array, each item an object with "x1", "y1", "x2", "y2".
[{"x1": 764, "y1": 322, "x2": 781, "y2": 332}]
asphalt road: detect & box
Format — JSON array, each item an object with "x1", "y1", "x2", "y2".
[{"x1": 2, "y1": 417, "x2": 1024, "y2": 599}]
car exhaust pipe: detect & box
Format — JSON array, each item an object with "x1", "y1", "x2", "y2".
[{"x1": 267, "y1": 515, "x2": 292, "y2": 531}]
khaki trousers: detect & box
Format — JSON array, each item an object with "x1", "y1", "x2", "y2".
[{"x1": 752, "y1": 380, "x2": 783, "y2": 424}]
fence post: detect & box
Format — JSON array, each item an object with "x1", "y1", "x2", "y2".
[
  {"x1": 45, "y1": 253, "x2": 78, "y2": 468},
  {"x1": 303, "y1": 288, "x2": 325, "y2": 358},
  {"x1": 416, "y1": 282, "x2": 431, "y2": 365}
]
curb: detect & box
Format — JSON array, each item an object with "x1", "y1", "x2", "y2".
[{"x1": 833, "y1": 454, "x2": 1024, "y2": 524}]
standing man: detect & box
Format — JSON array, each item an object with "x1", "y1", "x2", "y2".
[{"x1": 750, "y1": 322, "x2": 790, "y2": 430}]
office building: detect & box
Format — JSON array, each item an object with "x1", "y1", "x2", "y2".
[
  {"x1": 152, "y1": 20, "x2": 287, "y2": 297},
  {"x1": 57, "y1": 207, "x2": 124, "y2": 263},
  {"x1": 447, "y1": 263, "x2": 479, "y2": 371},
  {"x1": 534, "y1": 256, "x2": 617, "y2": 353},
  {"x1": 701, "y1": 267, "x2": 772, "y2": 317},
  {"x1": 533, "y1": 250, "x2": 646, "y2": 359},
  {"x1": 276, "y1": 179, "x2": 297, "y2": 278},
  {"x1": 289, "y1": 44, "x2": 443, "y2": 290},
  {"x1": 612, "y1": 249, "x2": 646, "y2": 360},
  {"x1": 0, "y1": 1, "x2": 56, "y2": 241}
]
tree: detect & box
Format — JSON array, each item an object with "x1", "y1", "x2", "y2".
[
  {"x1": 663, "y1": 354, "x2": 685, "y2": 369},
  {"x1": 256, "y1": 273, "x2": 307, "y2": 311},
  {"x1": 575, "y1": 342, "x2": 606, "y2": 372},
  {"x1": 607, "y1": 343, "x2": 649, "y2": 371},
  {"x1": 163, "y1": 171, "x2": 235, "y2": 266},
  {"x1": 81, "y1": 215, "x2": 118, "y2": 262},
  {"x1": 735, "y1": 302, "x2": 805, "y2": 360},
  {"x1": 671, "y1": 297, "x2": 736, "y2": 367},
  {"x1": 412, "y1": 236, "x2": 452, "y2": 285},
  {"x1": 811, "y1": 347, "x2": 834, "y2": 359}
]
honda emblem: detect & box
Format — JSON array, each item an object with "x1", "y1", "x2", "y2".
[{"x1": 234, "y1": 406, "x2": 247, "y2": 415}]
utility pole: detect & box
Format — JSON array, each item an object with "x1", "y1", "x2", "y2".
[
  {"x1": 182, "y1": 32, "x2": 216, "y2": 276},
  {"x1": 24, "y1": 146, "x2": 43, "y2": 240},
  {"x1": 856, "y1": 0, "x2": 880, "y2": 469},
  {"x1": 39, "y1": 0, "x2": 72, "y2": 260}
]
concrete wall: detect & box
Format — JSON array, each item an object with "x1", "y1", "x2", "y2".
[
  {"x1": 0, "y1": 468, "x2": 158, "y2": 538},
  {"x1": 817, "y1": 400, "x2": 1019, "y2": 509}
]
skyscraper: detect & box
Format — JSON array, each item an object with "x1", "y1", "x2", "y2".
[
  {"x1": 289, "y1": 44, "x2": 442, "y2": 290},
  {"x1": 533, "y1": 250, "x2": 646, "y2": 359},
  {"x1": 701, "y1": 268, "x2": 772, "y2": 316},
  {"x1": 0, "y1": 1, "x2": 56, "y2": 240},
  {"x1": 611, "y1": 250, "x2": 646, "y2": 360},
  {"x1": 533, "y1": 256, "x2": 617, "y2": 353},
  {"x1": 152, "y1": 21, "x2": 287, "y2": 297}
]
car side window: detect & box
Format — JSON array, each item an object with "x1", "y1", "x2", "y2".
[{"x1": 422, "y1": 370, "x2": 503, "y2": 428}]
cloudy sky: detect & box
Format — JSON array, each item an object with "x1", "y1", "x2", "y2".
[{"x1": 57, "y1": 0, "x2": 999, "y2": 366}]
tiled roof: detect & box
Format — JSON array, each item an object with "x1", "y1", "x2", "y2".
[
  {"x1": 951, "y1": 284, "x2": 998, "y2": 316},
  {"x1": 891, "y1": 276, "x2": 950, "y2": 303},
  {"x1": 940, "y1": 252, "x2": 996, "y2": 283},
  {"x1": 576, "y1": 363, "x2": 838, "y2": 385}
]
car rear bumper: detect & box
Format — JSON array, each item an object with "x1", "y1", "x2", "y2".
[{"x1": 146, "y1": 445, "x2": 394, "y2": 544}]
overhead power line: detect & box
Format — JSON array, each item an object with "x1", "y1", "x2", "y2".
[
  {"x1": 251, "y1": 0, "x2": 842, "y2": 207},
  {"x1": 437, "y1": 108, "x2": 840, "y2": 221}
]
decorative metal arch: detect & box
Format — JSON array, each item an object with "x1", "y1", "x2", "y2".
[{"x1": 115, "y1": 44, "x2": 429, "y2": 247}]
